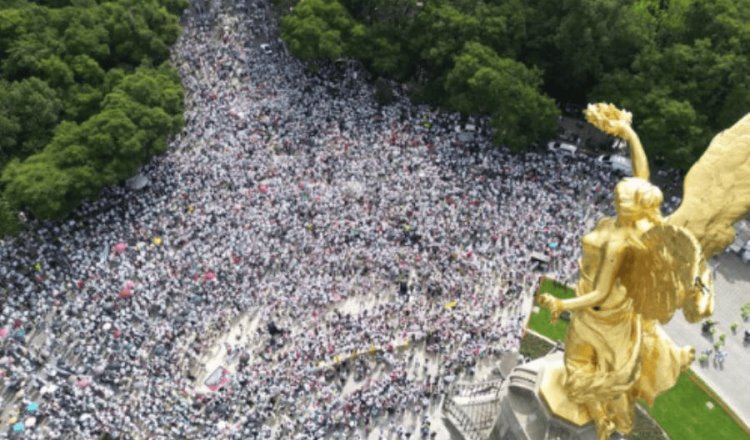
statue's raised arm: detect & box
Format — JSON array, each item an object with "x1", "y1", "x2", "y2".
[{"x1": 584, "y1": 103, "x2": 650, "y2": 180}]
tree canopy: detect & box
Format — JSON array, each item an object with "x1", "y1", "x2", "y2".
[
  {"x1": 0, "y1": 0, "x2": 187, "y2": 235},
  {"x1": 280, "y1": 0, "x2": 364, "y2": 69},
  {"x1": 445, "y1": 42, "x2": 557, "y2": 151},
  {"x1": 278, "y1": 0, "x2": 750, "y2": 169}
]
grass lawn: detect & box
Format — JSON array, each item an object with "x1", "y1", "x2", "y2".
[
  {"x1": 528, "y1": 278, "x2": 575, "y2": 341},
  {"x1": 647, "y1": 371, "x2": 748, "y2": 440},
  {"x1": 527, "y1": 277, "x2": 749, "y2": 440}
]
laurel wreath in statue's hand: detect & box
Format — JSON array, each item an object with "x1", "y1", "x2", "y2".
[{"x1": 585, "y1": 103, "x2": 633, "y2": 140}]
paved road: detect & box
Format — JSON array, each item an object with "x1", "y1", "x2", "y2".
[{"x1": 663, "y1": 252, "x2": 750, "y2": 429}]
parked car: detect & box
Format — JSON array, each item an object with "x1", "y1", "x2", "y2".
[
  {"x1": 260, "y1": 43, "x2": 272, "y2": 55},
  {"x1": 547, "y1": 140, "x2": 577, "y2": 156},
  {"x1": 596, "y1": 154, "x2": 633, "y2": 176}
]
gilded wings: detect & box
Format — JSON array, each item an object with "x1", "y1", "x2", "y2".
[
  {"x1": 618, "y1": 224, "x2": 711, "y2": 323},
  {"x1": 667, "y1": 113, "x2": 750, "y2": 258}
]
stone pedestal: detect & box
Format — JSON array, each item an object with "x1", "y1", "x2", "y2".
[{"x1": 489, "y1": 352, "x2": 598, "y2": 440}]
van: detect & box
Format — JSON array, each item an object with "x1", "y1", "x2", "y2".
[
  {"x1": 596, "y1": 154, "x2": 633, "y2": 176},
  {"x1": 455, "y1": 124, "x2": 477, "y2": 143},
  {"x1": 547, "y1": 140, "x2": 577, "y2": 156}
]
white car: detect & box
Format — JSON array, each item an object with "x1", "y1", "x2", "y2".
[
  {"x1": 547, "y1": 140, "x2": 577, "y2": 156},
  {"x1": 260, "y1": 43, "x2": 272, "y2": 55},
  {"x1": 596, "y1": 154, "x2": 633, "y2": 175}
]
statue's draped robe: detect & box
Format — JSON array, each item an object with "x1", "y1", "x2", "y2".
[{"x1": 563, "y1": 218, "x2": 687, "y2": 432}]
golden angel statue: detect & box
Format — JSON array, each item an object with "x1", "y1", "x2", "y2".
[{"x1": 537, "y1": 103, "x2": 750, "y2": 440}]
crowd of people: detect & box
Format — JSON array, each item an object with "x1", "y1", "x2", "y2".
[{"x1": 0, "y1": 2, "x2": 638, "y2": 439}]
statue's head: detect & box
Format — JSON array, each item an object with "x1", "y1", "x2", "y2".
[{"x1": 614, "y1": 178, "x2": 663, "y2": 224}]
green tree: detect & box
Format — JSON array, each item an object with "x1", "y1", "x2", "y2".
[
  {"x1": 3, "y1": 108, "x2": 143, "y2": 220},
  {"x1": 680, "y1": 0, "x2": 750, "y2": 53},
  {"x1": 1, "y1": 155, "x2": 86, "y2": 220},
  {"x1": 2, "y1": 29, "x2": 63, "y2": 79},
  {"x1": 366, "y1": 35, "x2": 404, "y2": 76},
  {"x1": 550, "y1": 0, "x2": 655, "y2": 102},
  {"x1": 100, "y1": 0, "x2": 181, "y2": 68},
  {"x1": 63, "y1": 83, "x2": 103, "y2": 122},
  {"x1": 0, "y1": 112, "x2": 21, "y2": 166},
  {"x1": 593, "y1": 34, "x2": 749, "y2": 167},
  {"x1": 445, "y1": 42, "x2": 559, "y2": 151},
  {"x1": 337, "y1": 0, "x2": 422, "y2": 79},
  {"x1": 61, "y1": 8, "x2": 110, "y2": 62},
  {"x1": 0, "y1": 193, "x2": 20, "y2": 237},
  {"x1": 281, "y1": 0, "x2": 361, "y2": 68},
  {"x1": 158, "y1": 0, "x2": 189, "y2": 16},
  {"x1": 73, "y1": 108, "x2": 145, "y2": 184},
  {"x1": 409, "y1": 2, "x2": 480, "y2": 76},
  {"x1": 0, "y1": 78, "x2": 62, "y2": 162},
  {"x1": 0, "y1": 0, "x2": 186, "y2": 231},
  {"x1": 0, "y1": 8, "x2": 27, "y2": 59},
  {"x1": 520, "y1": 0, "x2": 564, "y2": 70},
  {"x1": 475, "y1": 0, "x2": 527, "y2": 59},
  {"x1": 69, "y1": 54, "x2": 105, "y2": 85},
  {"x1": 101, "y1": 66, "x2": 184, "y2": 158},
  {"x1": 38, "y1": 55, "x2": 75, "y2": 89},
  {"x1": 635, "y1": 89, "x2": 707, "y2": 169}
]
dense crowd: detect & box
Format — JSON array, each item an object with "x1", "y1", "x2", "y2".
[{"x1": 0, "y1": 2, "x2": 637, "y2": 439}]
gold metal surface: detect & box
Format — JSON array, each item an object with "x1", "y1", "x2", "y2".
[{"x1": 537, "y1": 103, "x2": 750, "y2": 440}]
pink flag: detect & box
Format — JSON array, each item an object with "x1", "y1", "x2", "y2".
[
  {"x1": 119, "y1": 280, "x2": 134, "y2": 299},
  {"x1": 119, "y1": 289, "x2": 133, "y2": 299},
  {"x1": 114, "y1": 242, "x2": 127, "y2": 254}
]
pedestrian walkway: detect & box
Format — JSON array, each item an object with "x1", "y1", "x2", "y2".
[{"x1": 663, "y1": 252, "x2": 750, "y2": 429}]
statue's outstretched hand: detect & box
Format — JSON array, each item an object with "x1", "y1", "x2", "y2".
[{"x1": 538, "y1": 294, "x2": 564, "y2": 323}]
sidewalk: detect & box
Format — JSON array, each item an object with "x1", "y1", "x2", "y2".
[{"x1": 663, "y1": 252, "x2": 750, "y2": 429}]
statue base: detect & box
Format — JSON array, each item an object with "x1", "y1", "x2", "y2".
[
  {"x1": 441, "y1": 351, "x2": 600, "y2": 440},
  {"x1": 490, "y1": 351, "x2": 597, "y2": 440}
]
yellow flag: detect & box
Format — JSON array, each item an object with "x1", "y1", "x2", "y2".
[
  {"x1": 153, "y1": 236, "x2": 162, "y2": 246},
  {"x1": 444, "y1": 300, "x2": 458, "y2": 310}
]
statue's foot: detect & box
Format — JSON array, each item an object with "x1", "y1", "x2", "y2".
[
  {"x1": 610, "y1": 396, "x2": 635, "y2": 434},
  {"x1": 595, "y1": 417, "x2": 616, "y2": 440},
  {"x1": 680, "y1": 346, "x2": 696, "y2": 371}
]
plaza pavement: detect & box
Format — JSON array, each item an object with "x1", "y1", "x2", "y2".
[{"x1": 663, "y1": 252, "x2": 750, "y2": 429}]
